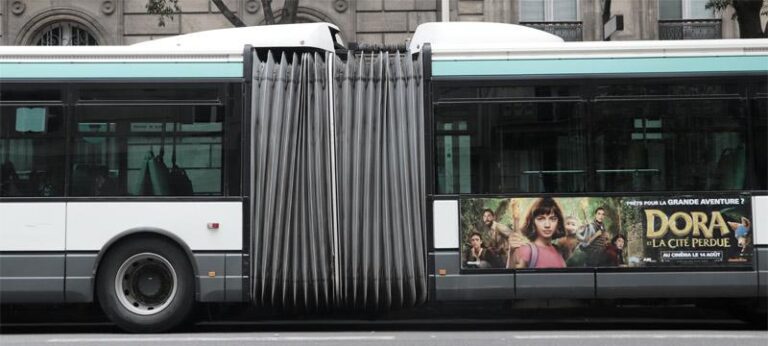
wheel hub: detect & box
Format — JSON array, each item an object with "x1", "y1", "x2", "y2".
[{"x1": 115, "y1": 253, "x2": 178, "y2": 315}]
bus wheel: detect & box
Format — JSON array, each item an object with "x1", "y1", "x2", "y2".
[{"x1": 97, "y1": 238, "x2": 194, "y2": 333}]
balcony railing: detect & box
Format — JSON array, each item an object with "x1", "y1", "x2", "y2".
[
  {"x1": 659, "y1": 19, "x2": 722, "y2": 40},
  {"x1": 521, "y1": 21, "x2": 583, "y2": 41}
]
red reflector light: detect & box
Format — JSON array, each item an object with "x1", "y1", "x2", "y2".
[{"x1": 207, "y1": 222, "x2": 220, "y2": 230}]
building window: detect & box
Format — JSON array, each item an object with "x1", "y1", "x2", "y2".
[
  {"x1": 520, "y1": 0, "x2": 582, "y2": 41},
  {"x1": 33, "y1": 22, "x2": 98, "y2": 46},
  {"x1": 659, "y1": 0, "x2": 715, "y2": 20},
  {"x1": 520, "y1": 0, "x2": 578, "y2": 21},
  {"x1": 658, "y1": 0, "x2": 720, "y2": 39}
]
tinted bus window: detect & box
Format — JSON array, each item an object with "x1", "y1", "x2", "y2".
[
  {"x1": 754, "y1": 98, "x2": 767, "y2": 190},
  {"x1": 592, "y1": 98, "x2": 746, "y2": 192},
  {"x1": 435, "y1": 101, "x2": 586, "y2": 194},
  {"x1": 71, "y1": 105, "x2": 224, "y2": 196},
  {"x1": 437, "y1": 85, "x2": 579, "y2": 101},
  {"x1": 78, "y1": 85, "x2": 220, "y2": 102},
  {"x1": 595, "y1": 81, "x2": 740, "y2": 97},
  {"x1": 0, "y1": 106, "x2": 65, "y2": 197},
  {"x1": 433, "y1": 79, "x2": 758, "y2": 195},
  {"x1": 0, "y1": 85, "x2": 61, "y2": 101}
]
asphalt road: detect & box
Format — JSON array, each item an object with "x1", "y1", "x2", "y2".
[
  {"x1": 1, "y1": 330, "x2": 766, "y2": 346},
  {"x1": 1, "y1": 302, "x2": 766, "y2": 346}
]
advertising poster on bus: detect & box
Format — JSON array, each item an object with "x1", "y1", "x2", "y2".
[{"x1": 459, "y1": 195, "x2": 753, "y2": 270}]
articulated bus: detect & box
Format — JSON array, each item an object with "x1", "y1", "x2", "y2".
[{"x1": 0, "y1": 22, "x2": 766, "y2": 332}]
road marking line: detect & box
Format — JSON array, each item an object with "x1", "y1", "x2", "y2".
[
  {"x1": 514, "y1": 334, "x2": 765, "y2": 340},
  {"x1": 48, "y1": 336, "x2": 396, "y2": 343}
]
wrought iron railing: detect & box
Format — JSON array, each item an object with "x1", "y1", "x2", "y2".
[
  {"x1": 521, "y1": 21, "x2": 583, "y2": 41},
  {"x1": 34, "y1": 22, "x2": 98, "y2": 46},
  {"x1": 659, "y1": 19, "x2": 722, "y2": 40}
]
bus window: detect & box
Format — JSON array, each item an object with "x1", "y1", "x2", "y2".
[
  {"x1": 436, "y1": 87, "x2": 478, "y2": 100},
  {"x1": 435, "y1": 117, "x2": 472, "y2": 194},
  {"x1": 0, "y1": 86, "x2": 61, "y2": 102},
  {"x1": 77, "y1": 85, "x2": 220, "y2": 102},
  {"x1": 754, "y1": 97, "x2": 767, "y2": 190},
  {"x1": 595, "y1": 80, "x2": 740, "y2": 97},
  {"x1": 434, "y1": 100, "x2": 586, "y2": 194},
  {"x1": 592, "y1": 98, "x2": 746, "y2": 192},
  {"x1": 71, "y1": 105, "x2": 224, "y2": 197},
  {"x1": 0, "y1": 106, "x2": 65, "y2": 197}
]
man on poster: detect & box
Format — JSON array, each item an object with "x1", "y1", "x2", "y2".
[
  {"x1": 481, "y1": 209, "x2": 513, "y2": 267},
  {"x1": 579, "y1": 207, "x2": 610, "y2": 266}
]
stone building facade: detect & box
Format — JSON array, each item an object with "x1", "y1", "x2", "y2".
[{"x1": 0, "y1": 0, "x2": 761, "y2": 46}]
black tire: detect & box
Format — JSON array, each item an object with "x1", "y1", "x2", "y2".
[{"x1": 96, "y1": 238, "x2": 195, "y2": 333}]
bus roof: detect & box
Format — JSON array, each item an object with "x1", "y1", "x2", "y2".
[
  {"x1": 408, "y1": 22, "x2": 564, "y2": 54},
  {"x1": 132, "y1": 22, "x2": 342, "y2": 52},
  {"x1": 411, "y1": 22, "x2": 768, "y2": 78},
  {"x1": 0, "y1": 22, "x2": 341, "y2": 62},
  {"x1": 411, "y1": 22, "x2": 768, "y2": 60},
  {"x1": 0, "y1": 23, "x2": 341, "y2": 79}
]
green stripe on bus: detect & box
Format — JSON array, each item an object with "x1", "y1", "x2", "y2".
[
  {"x1": 0, "y1": 62, "x2": 243, "y2": 79},
  {"x1": 433, "y1": 56, "x2": 768, "y2": 77}
]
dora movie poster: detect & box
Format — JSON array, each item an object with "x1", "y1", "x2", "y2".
[{"x1": 459, "y1": 195, "x2": 753, "y2": 270}]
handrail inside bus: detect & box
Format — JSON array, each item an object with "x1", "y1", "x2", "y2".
[{"x1": 596, "y1": 169, "x2": 662, "y2": 174}]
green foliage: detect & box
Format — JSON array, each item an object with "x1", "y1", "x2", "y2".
[
  {"x1": 146, "y1": 0, "x2": 181, "y2": 27},
  {"x1": 144, "y1": 0, "x2": 300, "y2": 28},
  {"x1": 706, "y1": 0, "x2": 731, "y2": 11},
  {"x1": 618, "y1": 198, "x2": 644, "y2": 263},
  {"x1": 460, "y1": 198, "x2": 488, "y2": 235}
]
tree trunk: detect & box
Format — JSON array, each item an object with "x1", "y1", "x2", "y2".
[
  {"x1": 733, "y1": 0, "x2": 767, "y2": 38},
  {"x1": 211, "y1": 0, "x2": 247, "y2": 27},
  {"x1": 262, "y1": 0, "x2": 276, "y2": 25},
  {"x1": 602, "y1": 0, "x2": 612, "y2": 40},
  {"x1": 602, "y1": 0, "x2": 612, "y2": 24},
  {"x1": 279, "y1": 0, "x2": 300, "y2": 24}
]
